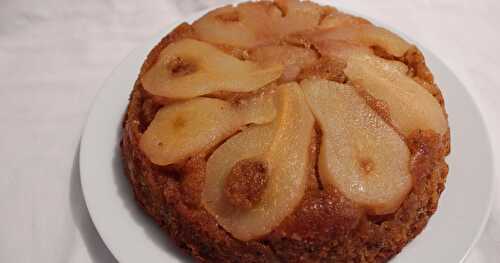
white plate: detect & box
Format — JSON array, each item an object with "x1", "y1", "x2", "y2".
[{"x1": 80, "y1": 3, "x2": 495, "y2": 263}]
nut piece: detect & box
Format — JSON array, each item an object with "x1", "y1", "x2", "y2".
[{"x1": 224, "y1": 158, "x2": 269, "y2": 209}]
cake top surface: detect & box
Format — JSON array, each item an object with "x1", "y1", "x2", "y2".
[{"x1": 135, "y1": 0, "x2": 448, "y2": 241}]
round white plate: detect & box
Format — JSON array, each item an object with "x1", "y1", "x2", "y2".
[{"x1": 80, "y1": 3, "x2": 495, "y2": 263}]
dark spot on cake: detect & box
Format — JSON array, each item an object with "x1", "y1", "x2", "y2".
[
  {"x1": 311, "y1": 122, "x2": 323, "y2": 190},
  {"x1": 359, "y1": 158, "x2": 375, "y2": 176},
  {"x1": 167, "y1": 57, "x2": 197, "y2": 77},
  {"x1": 224, "y1": 158, "x2": 269, "y2": 209},
  {"x1": 372, "y1": 45, "x2": 396, "y2": 60},
  {"x1": 216, "y1": 10, "x2": 240, "y2": 22},
  {"x1": 173, "y1": 115, "x2": 186, "y2": 129}
]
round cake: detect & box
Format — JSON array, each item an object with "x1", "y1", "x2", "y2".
[{"x1": 121, "y1": 0, "x2": 450, "y2": 262}]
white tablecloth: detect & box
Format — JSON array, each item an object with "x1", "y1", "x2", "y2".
[{"x1": 1, "y1": 0, "x2": 499, "y2": 262}]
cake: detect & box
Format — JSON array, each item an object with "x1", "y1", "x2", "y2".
[{"x1": 121, "y1": 0, "x2": 450, "y2": 262}]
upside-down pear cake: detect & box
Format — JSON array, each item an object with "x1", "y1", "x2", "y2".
[{"x1": 121, "y1": 0, "x2": 450, "y2": 262}]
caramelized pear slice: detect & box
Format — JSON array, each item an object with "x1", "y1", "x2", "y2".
[
  {"x1": 202, "y1": 83, "x2": 314, "y2": 241},
  {"x1": 192, "y1": 4, "x2": 280, "y2": 48},
  {"x1": 344, "y1": 52, "x2": 447, "y2": 136},
  {"x1": 306, "y1": 24, "x2": 412, "y2": 57},
  {"x1": 140, "y1": 95, "x2": 276, "y2": 166},
  {"x1": 141, "y1": 39, "x2": 282, "y2": 99},
  {"x1": 302, "y1": 79, "x2": 412, "y2": 215},
  {"x1": 193, "y1": 1, "x2": 324, "y2": 48}
]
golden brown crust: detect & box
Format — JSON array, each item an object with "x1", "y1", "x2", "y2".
[
  {"x1": 402, "y1": 47, "x2": 446, "y2": 107},
  {"x1": 121, "y1": 3, "x2": 450, "y2": 262},
  {"x1": 272, "y1": 187, "x2": 363, "y2": 241}
]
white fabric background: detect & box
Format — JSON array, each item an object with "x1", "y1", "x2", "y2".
[{"x1": 0, "y1": 0, "x2": 499, "y2": 262}]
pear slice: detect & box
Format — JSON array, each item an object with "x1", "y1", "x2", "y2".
[
  {"x1": 344, "y1": 52, "x2": 447, "y2": 136},
  {"x1": 302, "y1": 79, "x2": 412, "y2": 215},
  {"x1": 305, "y1": 25, "x2": 412, "y2": 57},
  {"x1": 202, "y1": 83, "x2": 314, "y2": 241},
  {"x1": 140, "y1": 95, "x2": 277, "y2": 166},
  {"x1": 141, "y1": 39, "x2": 283, "y2": 99},
  {"x1": 192, "y1": 4, "x2": 280, "y2": 48},
  {"x1": 193, "y1": 1, "x2": 324, "y2": 48}
]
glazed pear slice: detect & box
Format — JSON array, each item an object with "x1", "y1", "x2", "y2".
[
  {"x1": 302, "y1": 79, "x2": 412, "y2": 215},
  {"x1": 202, "y1": 83, "x2": 314, "y2": 241},
  {"x1": 344, "y1": 52, "x2": 448, "y2": 136},
  {"x1": 306, "y1": 25, "x2": 412, "y2": 57},
  {"x1": 192, "y1": 3, "x2": 281, "y2": 48},
  {"x1": 141, "y1": 39, "x2": 283, "y2": 99},
  {"x1": 140, "y1": 95, "x2": 276, "y2": 166},
  {"x1": 193, "y1": 1, "x2": 324, "y2": 48}
]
